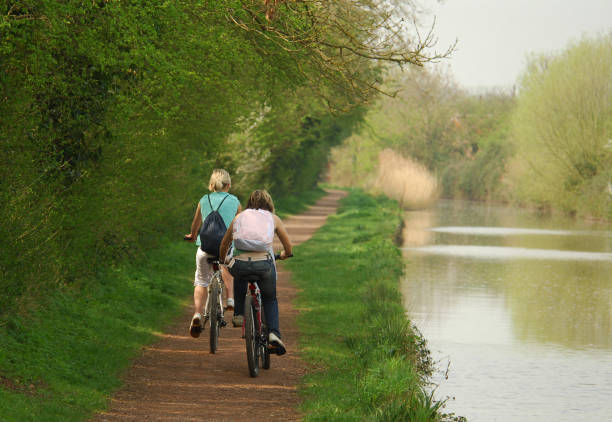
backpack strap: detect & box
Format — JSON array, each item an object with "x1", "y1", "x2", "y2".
[{"x1": 208, "y1": 193, "x2": 230, "y2": 212}]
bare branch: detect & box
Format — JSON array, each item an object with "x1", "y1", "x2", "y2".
[{"x1": 226, "y1": 0, "x2": 454, "y2": 109}]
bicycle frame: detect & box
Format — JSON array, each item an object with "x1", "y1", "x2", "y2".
[
  {"x1": 245, "y1": 281, "x2": 264, "y2": 336},
  {"x1": 204, "y1": 259, "x2": 225, "y2": 354},
  {"x1": 203, "y1": 262, "x2": 224, "y2": 319}
]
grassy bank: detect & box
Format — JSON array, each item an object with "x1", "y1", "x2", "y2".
[
  {"x1": 0, "y1": 188, "x2": 323, "y2": 421},
  {"x1": 286, "y1": 189, "x2": 446, "y2": 421},
  {"x1": 0, "y1": 240, "x2": 195, "y2": 421},
  {"x1": 0, "y1": 240, "x2": 193, "y2": 421}
]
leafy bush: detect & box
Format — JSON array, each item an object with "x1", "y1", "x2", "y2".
[
  {"x1": 441, "y1": 139, "x2": 512, "y2": 200},
  {"x1": 508, "y1": 34, "x2": 612, "y2": 218}
]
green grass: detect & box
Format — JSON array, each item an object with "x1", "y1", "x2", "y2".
[
  {"x1": 0, "y1": 188, "x2": 327, "y2": 421},
  {"x1": 0, "y1": 240, "x2": 194, "y2": 421},
  {"x1": 286, "y1": 189, "x2": 446, "y2": 421}
]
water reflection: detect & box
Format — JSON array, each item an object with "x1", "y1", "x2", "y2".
[
  {"x1": 408, "y1": 245, "x2": 612, "y2": 261},
  {"x1": 402, "y1": 210, "x2": 435, "y2": 247},
  {"x1": 401, "y1": 200, "x2": 612, "y2": 421},
  {"x1": 430, "y1": 226, "x2": 575, "y2": 236},
  {"x1": 430, "y1": 226, "x2": 612, "y2": 238}
]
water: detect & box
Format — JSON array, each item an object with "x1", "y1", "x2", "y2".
[{"x1": 400, "y1": 200, "x2": 612, "y2": 421}]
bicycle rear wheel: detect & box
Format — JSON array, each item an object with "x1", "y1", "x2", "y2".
[
  {"x1": 244, "y1": 295, "x2": 259, "y2": 377},
  {"x1": 209, "y1": 280, "x2": 220, "y2": 354}
]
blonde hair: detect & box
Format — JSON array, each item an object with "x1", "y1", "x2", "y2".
[
  {"x1": 246, "y1": 189, "x2": 275, "y2": 213},
  {"x1": 208, "y1": 169, "x2": 231, "y2": 192}
]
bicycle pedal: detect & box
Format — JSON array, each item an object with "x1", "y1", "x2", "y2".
[{"x1": 220, "y1": 320, "x2": 227, "y2": 327}]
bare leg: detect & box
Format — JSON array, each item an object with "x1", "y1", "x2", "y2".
[{"x1": 194, "y1": 285, "x2": 208, "y2": 315}]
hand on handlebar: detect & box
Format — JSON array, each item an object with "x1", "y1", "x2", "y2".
[{"x1": 275, "y1": 251, "x2": 294, "y2": 260}]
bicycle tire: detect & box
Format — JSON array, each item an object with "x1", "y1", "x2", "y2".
[
  {"x1": 245, "y1": 295, "x2": 259, "y2": 377},
  {"x1": 209, "y1": 279, "x2": 220, "y2": 354},
  {"x1": 261, "y1": 306, "x2": 270, "y2": 370}
]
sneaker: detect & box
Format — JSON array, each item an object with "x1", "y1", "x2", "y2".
[
  {"x1": 225, "y1": 298, "x2": 235, "y2": 311},
  {"x1": 268, "y1": 332, "x2": 286, "y2": 356},
  {"x1": 189, "y1": 313, "x2": 203, "y2": 338},
  {"x1": 232, "y1": 314, "x2": 243, "y2": 328}
]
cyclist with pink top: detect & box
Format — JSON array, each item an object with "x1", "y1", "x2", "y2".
[{"x1": 219, "y1": 189, "x2": 292, "y2": 355}]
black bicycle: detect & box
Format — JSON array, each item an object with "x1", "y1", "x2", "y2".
[{"x1": 243, "y1": 253, "x2": 292, "y2": 377}]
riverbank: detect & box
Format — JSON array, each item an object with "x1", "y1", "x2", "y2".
[
  {"x1": 0, "y1": 188, "x2": 326, "y2": 421},
  {"x1": 287, "y1": 189, "x2": 448, "y2": 421}
]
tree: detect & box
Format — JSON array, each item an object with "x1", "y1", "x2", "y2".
[
  {"x1": 224, "y1": 0, "x2": 454, "y2": 110},
  {"x1": 509, "y1": 34, "x2": 612, "y2": 217}
]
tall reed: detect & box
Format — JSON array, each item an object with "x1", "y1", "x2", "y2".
[{"x1": 374, "y1": 149, "x2": 438, "y2": 209}]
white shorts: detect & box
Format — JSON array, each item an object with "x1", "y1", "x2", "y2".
[{"x1": 194, "y1": 247, "x2": 214, "y2": 287}]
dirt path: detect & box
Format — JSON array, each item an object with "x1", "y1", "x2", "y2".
[{"x1": 93, "y1": 189, "x2": 346, "y2": 422}]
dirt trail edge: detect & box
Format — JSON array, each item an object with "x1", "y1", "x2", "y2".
[{"x1": 93, "y1": 189, "x2": 347, "y2": 422}]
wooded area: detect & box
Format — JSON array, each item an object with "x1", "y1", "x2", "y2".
[{"x1": 1, "y1": 1, "x2": 446, "y2": 313}]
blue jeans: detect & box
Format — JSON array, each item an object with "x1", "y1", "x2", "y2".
[{"x1": 228, "y1": 257, "x2": 281, "y2": 337}]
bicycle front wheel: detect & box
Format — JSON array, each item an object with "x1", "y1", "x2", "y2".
[
  {"x1": 209, "y1": 280, "x2": 220, "y2": 354},
  {"x1": 244, "y1": 295, "x2": 259, "y2": 377}
]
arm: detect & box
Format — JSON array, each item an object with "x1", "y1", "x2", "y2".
[
  {"x1": 273, "y1": 214, "x2": 292, "y2": 259},
  {"x1": 184, "y1": 203, "x2": 202, "y2": 242},
  {"x1": 219, "y1": 219, "x2": 235, "y2": 263}
]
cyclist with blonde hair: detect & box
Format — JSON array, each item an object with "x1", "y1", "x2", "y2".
[
  {"x1": 219, "y1": 189, "x2": 292, "y2": 355},
  {"x1": 184, "y1": 169, "x2": 241, "y2": 338}
]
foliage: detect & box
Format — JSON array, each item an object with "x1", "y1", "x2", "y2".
[
  {"x1": 441, "y1": 136, "x2": 513, "y2": 201},
  {"x1": 226, "y1": 0, "x2": 454, "y2": 111},
  {"x1": 1, "y1": 0, "x2": 405, "y2": 314},
  {"x1": 508, "y1": 34, "x2": 612, "y2": 218},
  {"x1": 287, "y1": 189, "x2": 448, "y2": 421},
  {"x1": 328, "y1": 67, "x2": 514, "y2": 203}
]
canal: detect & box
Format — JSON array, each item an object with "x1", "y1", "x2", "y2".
[{"x1": 401, "y1": 200, "x2": 612, "y2": 421}]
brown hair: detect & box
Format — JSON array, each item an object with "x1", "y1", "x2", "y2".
[{"x1": 246, "y1": 189, "x2": 275, "y2": 213}]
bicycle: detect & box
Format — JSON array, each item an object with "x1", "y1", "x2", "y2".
[
  {"x1": 243, "y1": 252, "x2": 292, "y2": 377},
  {"x1": 183, "y1": 235, "x2": 227, "y2": 353},
  {"x1": 204, "y1": 257, "x2": 226, "y2": 354}
]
